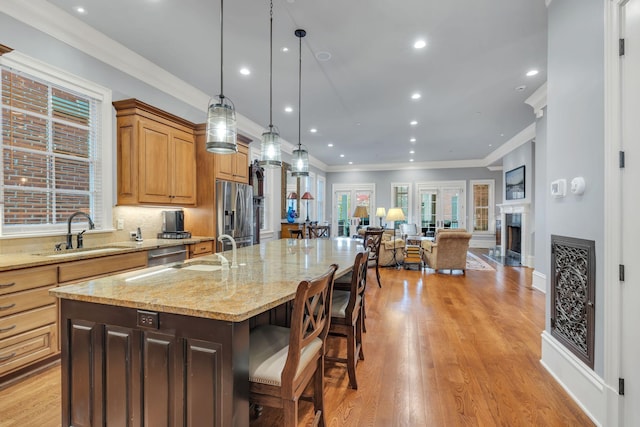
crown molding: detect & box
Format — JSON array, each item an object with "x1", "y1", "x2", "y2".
[{"x1": 525, "y1": 82, "x2": 548, "y2": 119}]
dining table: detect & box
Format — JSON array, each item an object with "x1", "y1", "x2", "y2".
[{"x1": 51, "y1": 237, "x2": 363, "y2": 427}]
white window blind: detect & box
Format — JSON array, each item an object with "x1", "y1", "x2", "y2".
[{"x1": 0, "y1": 53, "x2": 112, "y2": 236}]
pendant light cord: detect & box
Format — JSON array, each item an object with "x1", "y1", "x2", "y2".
[
  {"x1": 297, "y1": 30, "x2": 303, "y2": 150},
  {"x1": 220, "y1": 0, "x2": 225, "y2": 98},
  {"x1": 269, "y1": 0, "x2": 273, "y2": 129}
]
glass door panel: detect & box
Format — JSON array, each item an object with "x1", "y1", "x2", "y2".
[
  {"x1": 419, "y1": 191, "x2": 437, "y2": 236},
  {"x1": 335, "y1": 190, "x2": 351, "y2": 237},
  {"x1": 417, "y1": 182, "x2": 465, "y2": 235}
]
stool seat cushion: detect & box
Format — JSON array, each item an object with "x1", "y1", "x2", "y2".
[
  {"x1": 249, "y1": 324, "x2": 322, "y2": 386},
  {"x1": 331, "y1": 290, "x2": 361, "y2": 318}
]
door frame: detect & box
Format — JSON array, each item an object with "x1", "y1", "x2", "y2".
[
  {"x1": 415, "y1": 180, "x2": 467, "y2": 231},
  {"x1": 331, "y1": 183, "x2": 376, "y2": 238}
]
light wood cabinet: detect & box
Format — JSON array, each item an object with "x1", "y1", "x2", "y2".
[
  {"x1": 114, "y1": 99, "x2": 197, "y2": 206},
  {"x1": 0, "y1": 265, "x2": 58, "y2": 379},
  {"x1": 188, "y1": 241, "x2": 214, "y2": 258},
  {"x1": 214, "y1": 140, "x2": 249, "y2": 183}
]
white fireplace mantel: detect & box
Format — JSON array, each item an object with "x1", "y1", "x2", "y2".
[{"x1": 497, "y1": 202, "x2": 533, "y2": 267}]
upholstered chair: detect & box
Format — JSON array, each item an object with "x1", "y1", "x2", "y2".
[{"x1": 421, "y1": 229, "x2": 472, "y2": 273}]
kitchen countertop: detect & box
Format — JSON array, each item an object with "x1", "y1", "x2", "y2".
[
  {"x1": 0, "y1": 237, "x2": 215, "y2": 271},
  {"x1": 50, "y1": 238, "x2": 363, "y2": 322}
]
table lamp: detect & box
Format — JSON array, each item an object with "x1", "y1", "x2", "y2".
[
  {"x1": 301, "y1": 191, "x2": 314, "y2": 222},
  {"x1": 375, "y1": 207, "x2": 386, "y2": 227},
  {"x1": 353, "y1": 206, "x2": 369, "y2": 233},
  {"x1": 385, "y1": 207, "x2": 406, "y2": 268}
]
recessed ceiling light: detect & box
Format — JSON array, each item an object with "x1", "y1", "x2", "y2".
[
  {"x1": 310, "y1": 128, "x2": 317, "y2": 133},
  {"x1": 239, "y1": 67, "x2": 250, "y2": 76},
  {"x1": 281, "y1": 47, "x2": 289, "y2": 52},
  {"x1": 409, "y1": 159, "x2": 414, "y2": 162},
  {"x1": 489, "y1": 144, "x2": 493, "y2": 147},
  {"x1": 414, "y1": 40, "x2": 427, "y2": 49},
  {"x1": 328, "y1": 143, "x2": 334, "y2": 147},
  {"x1": 515, "y1": 85, "x2": 527, "y2": 92},
  {"x1": 348, "y1": 161, "x2": 353, "y2": 165},
  {"x1": 410, "y1": 120, "x2": 418, "y2": 126},
  {"x1": 409, "y1": 150, "x2": 415, "y2": 154},
  {"x1": 500, "y1": 133, "x2": 504, "y2": 137},
  {"x1": 284, "y1": 106, "x2": 293, "y2": 113},
  {"x1": 526, "y1": 69, "x2": 539, "y2": 77},
  {"x1": 410, "y1": 137, "x2": 416, "y2": 142},
  {"x1": 340, "y1": 154, "x2": 345, "y2": 158},
  {"x1": 74, "y1": 6, "x2": 87, "y2": 14},
  {"x1": 316, "y1": 51, "x2": 332, "y2": 61},
  {"x1": 411, "y1": 92, "x2": 421, "y2": 100}
]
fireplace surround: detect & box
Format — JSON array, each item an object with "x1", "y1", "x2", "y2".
[{"x1": 498, "y1": 202, "x2": 532, "y2": 267}]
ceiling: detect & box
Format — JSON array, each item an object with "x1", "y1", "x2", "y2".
[{"x1": 42, "y1": 0, "x2": 547, "y2": 169}]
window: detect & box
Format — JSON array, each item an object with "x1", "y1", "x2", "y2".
[
  {"x1": 391, "y1": 183, "x2": 410, "y2": 225},
  {"x1": 470, "y1": 180, "x2": 494, "y2": 233},
  {"x1": 1, "y1": 52, "x2": 112, "y2": 236},
  {"x1": 316, "y1": 175, "x2": 325, "y2": 223}
]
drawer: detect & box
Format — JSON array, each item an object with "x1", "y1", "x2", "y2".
[
  {"x1": 0, "y1": 286, "x2": 56, "y2": 317},
  {"x1": 0, "y1": 265, "x2": 57, "y2": 296},
  {"x1": 58, "y1": 251, "x2": 147, "y2": 283},
  {"x1": 0, "y1": 324, "x2": 58, "y2": 376},
  {"x1": 190, "y1": 241, "x2": 213, "y2": 257},
  {"x1": 0, "y1": 304, "x2": 57, "y2": 340}
]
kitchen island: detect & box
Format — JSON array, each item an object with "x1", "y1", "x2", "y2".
[{"x1": 50, "y1": 238, "x2": 362, "y2": 427}]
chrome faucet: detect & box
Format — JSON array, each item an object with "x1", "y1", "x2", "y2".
[
  {"x1": 218, "y1": 234, "x2": 238, "y2": 269},
  {"x1": 66, "y1": 211, "x2": 95, "y2": 249}
]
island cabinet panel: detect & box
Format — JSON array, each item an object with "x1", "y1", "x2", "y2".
[{"x1": 61, "y1": 300, "x2": 249, "y2": 427}]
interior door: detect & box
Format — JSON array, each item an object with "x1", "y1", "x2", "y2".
[{"x1": 621, "y1": 0, "x2": 640, "y2": 423}]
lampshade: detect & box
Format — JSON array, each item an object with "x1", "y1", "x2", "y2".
[
  {"x1": 301, "y1": 191, "x2": 314, "y2": 200},
  {"x1": 385, "y1": 207, "x2": 405, "y2": 222},
  {"x1": 375, "y1": 207, "x2": 386, "y2": 218},
  {"x1": 205, "y1": 0, "x2": 238, "y2": 154},
  {"x1": 291, "y1": 29, "x2": 309, "y2": 177},
  {"x1": 287, "y1": 192, "x2": 298, "y2": 200},
  {"x1": 353, "y1": 205, "x2": 369, "y2": 218},
  {"x1": 258, "y1": 0, "x2": 282, "y2": 168}
]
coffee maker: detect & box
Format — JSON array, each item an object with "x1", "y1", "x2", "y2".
[{"x1": 158, "y1": 210, "x2": 191, "y2": 239}]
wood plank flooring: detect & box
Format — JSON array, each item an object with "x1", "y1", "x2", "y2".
[{"x1": 0, "y1": 254, "x2": 593, "y2": 426}]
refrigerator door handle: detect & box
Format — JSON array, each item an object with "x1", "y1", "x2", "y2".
[{"x1": 231, "y1": 210, "x2": 235, "y2": 231}]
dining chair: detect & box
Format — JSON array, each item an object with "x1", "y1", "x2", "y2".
[
  {"x1": 249, "y1": 264, "x2": 338, "y2": 427},
  {"x1": 363, "y1": 228, "x2": 384, "y2": 288},
  {"x1": 326, "y1": 249, "x2": 369, "y2": 389}
]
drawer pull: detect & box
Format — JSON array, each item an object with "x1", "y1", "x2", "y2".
[
  {"x1": 0, "y1": 282, "x2": 16, "y2": 289},
  {"x1": 0, "y1": 324, "x2": 16, "y2": 333},
  {"x1": 0, "y1": 352, "x2": 16, "y2": 362},
  {"x1": 0, "y1": 303, "x2": 16, "y2": 311}
]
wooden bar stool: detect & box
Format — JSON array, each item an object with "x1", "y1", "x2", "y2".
[{"x1": 290, "y1": 229, "x2": 304, "y2": 239}]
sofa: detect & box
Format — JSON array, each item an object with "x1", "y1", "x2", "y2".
[{"x1": 421, "y1": 228, "x2": 472, "y2": 273}]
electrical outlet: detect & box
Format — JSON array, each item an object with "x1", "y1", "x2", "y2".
[
  {"x1": 116, "y1": 218, "x2": 124, "y2": 230},
  {"x1": 137, "y1": 310, "x2": 159, "y2": 329}
]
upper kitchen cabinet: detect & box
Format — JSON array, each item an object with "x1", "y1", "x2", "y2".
[
  {"x1": 113, "y1": 99, "x2": 197, "y2": 206},
  {"x1": 214, "y1": 135, "x2": 251, "y2": 183}
]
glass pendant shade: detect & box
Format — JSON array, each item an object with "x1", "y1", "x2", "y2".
[
  {"x1": 291, "y1": 145, "x2": 309, "y2": 177},
  {"x1": 259, "y1": 127, "x2": 282, "y2": 168},
  {"x1": 206, "y1": 95, "x2": 237, "y2": 153}
]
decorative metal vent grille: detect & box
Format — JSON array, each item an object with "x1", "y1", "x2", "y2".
[{"x1": 550, "y1": 235, "x2": 595, "y2": 368}]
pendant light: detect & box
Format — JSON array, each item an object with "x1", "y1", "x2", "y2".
[
  {"x1": 291, "y1": 28, "x2": 309, "y2": 177},
  {"x1": 259, "y1": 0, "x2": 282, "y2": 168},
  {"x1": 206, "y1": 0, "x2": 238, "y2": 154}
]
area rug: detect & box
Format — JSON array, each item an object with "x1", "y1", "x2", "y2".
[{"x1": 466, "y1": 252, "x2": 496, "y2": 271}]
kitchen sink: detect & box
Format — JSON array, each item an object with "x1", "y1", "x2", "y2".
[
  {"x1": 172, "y1": 260, "x2": 223, "y2": 272},
  {"x1": 35, "y1": 246, "x2": 129, "y2": 258}
]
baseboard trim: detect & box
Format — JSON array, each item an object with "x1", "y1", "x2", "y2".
[
  {"x1": 540, "y1": 331, "x2": 604, "y2": 426},
  {"x1": 532, "y1": 270, "x2": 546, "y2": 293}
]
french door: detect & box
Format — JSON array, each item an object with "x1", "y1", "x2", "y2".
[
  {"x1": 416, "y1": 181, "x2": 465, "y2": 236},
  {"x1": 332, "y1": 184, "x2": 375, "y2": 237}
]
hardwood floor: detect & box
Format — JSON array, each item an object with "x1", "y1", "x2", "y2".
[{"x1": 0, "y1": 255, "x2": 593, "y2": 427}]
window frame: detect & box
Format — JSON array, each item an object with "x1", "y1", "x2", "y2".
[
  {"x1": 0, "y1": 51, "x2": 113, "y2": 237},
  {"x1": 390, "y1": 182, "x2": 411, "y2": 224},
  {"x1": 470, "y1": 179, "x2": 495, "y2": 234}
]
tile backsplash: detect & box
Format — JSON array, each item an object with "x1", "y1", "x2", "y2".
[{"x1": 0, "y1": 206, "x2": 181, "y2": 255}]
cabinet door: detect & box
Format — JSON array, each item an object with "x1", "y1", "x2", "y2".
[
  {"x1": 171, "y1": 130, "x2": 196, "y2": 205},
  {"x1": 233, "y1": 144, "x2": 249, "y2": 183},
  {"x1": 215, "y1": 153, "x2": 234, "y2": 181},
  {"x1": 138, "y1": 119, "x2": 171, "y2": 204}
]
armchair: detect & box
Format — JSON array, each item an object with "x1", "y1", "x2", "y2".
[
  {"x1": 378, "y1": 230, "x2": 405, "y2": 266},
  {"x1": 421, "y1": 229, "x2": 472, "y2": 273}
]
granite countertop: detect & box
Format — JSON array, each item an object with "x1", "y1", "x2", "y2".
[
  {"x1": 50, "y1": 238, "x2": 363, "y2": 322},
  {"x1": 0, "y1": 237, "x2": 215, "y2": 271}
]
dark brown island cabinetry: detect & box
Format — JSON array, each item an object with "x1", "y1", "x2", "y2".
[{"x1": 60, "y1": 299, "x2": 249, "y2": 427}]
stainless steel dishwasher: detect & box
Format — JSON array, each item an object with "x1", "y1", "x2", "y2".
[{"x1": 147, "y1": 245, "x2": 187, "y2": 267}]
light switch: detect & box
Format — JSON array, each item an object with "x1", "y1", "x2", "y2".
[{"x1": 116, "y1": 218, "x2": 124, "y2": 229}]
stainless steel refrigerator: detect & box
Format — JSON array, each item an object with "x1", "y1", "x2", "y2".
[{"x1": 216, "y1": 180, "x2": 254, "y2": 252}]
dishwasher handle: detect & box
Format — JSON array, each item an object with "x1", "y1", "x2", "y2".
[{"x1": 148, "y1": 249, "x2": 187, "y2": 259}]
